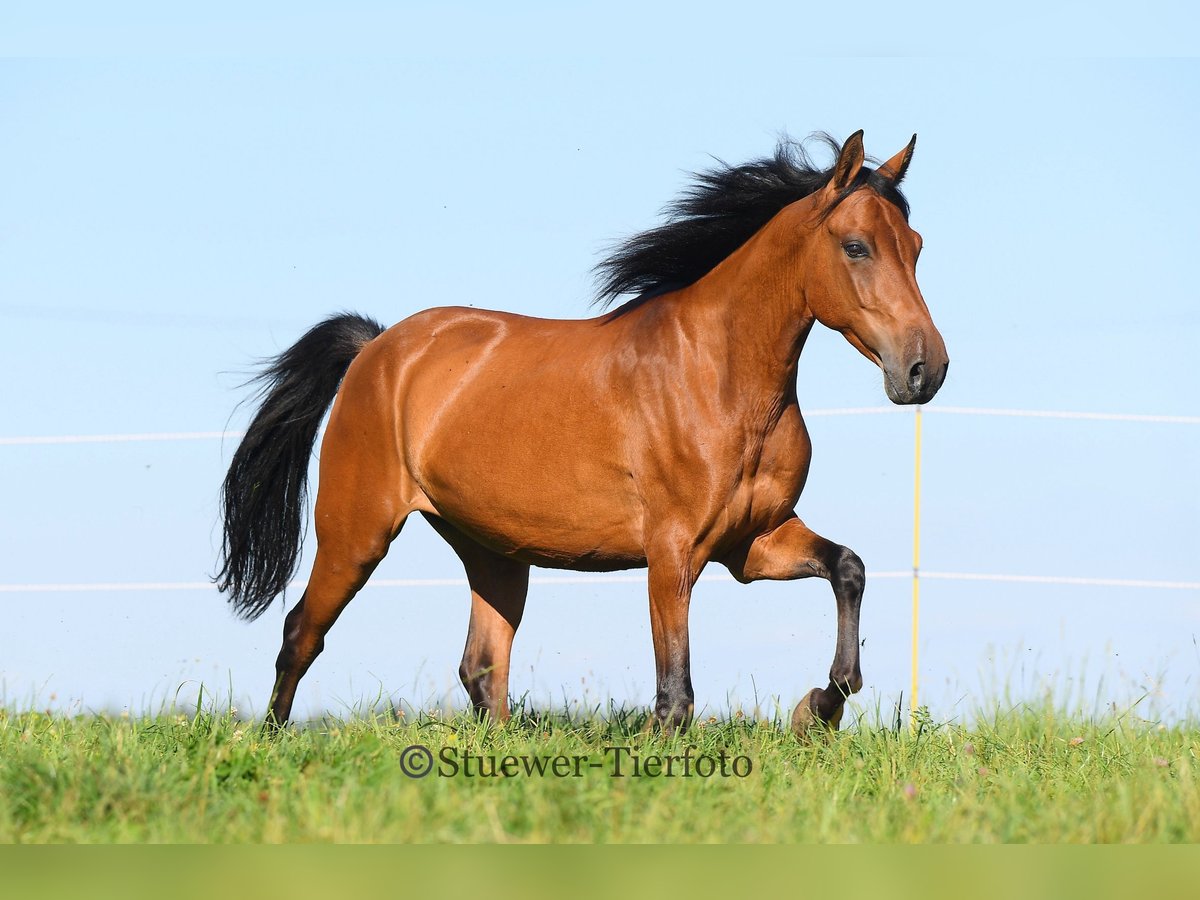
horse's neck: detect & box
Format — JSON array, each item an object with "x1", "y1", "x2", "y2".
[{"x1": 667, "y1": 222, "x2": 816, "y2": 401}]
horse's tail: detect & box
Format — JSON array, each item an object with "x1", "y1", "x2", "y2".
[{"x1": 216, "y1": 312, "x2": 387, "y2": 621}]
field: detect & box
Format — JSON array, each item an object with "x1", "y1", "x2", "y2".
[{"x1": 2, "y1": 702, "x2": 1198, "y2": 843}]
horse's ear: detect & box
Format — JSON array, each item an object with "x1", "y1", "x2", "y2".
[
  {"x1": 876, "y1": 134, "x2": 917, "y2": 186},
  {"x1": 830, "y1": 130, "x2": 865, "y2": 190}
]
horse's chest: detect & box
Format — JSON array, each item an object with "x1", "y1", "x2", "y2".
[{"x1": 720, "y1": 413, "x2": 813, "y2": 532}]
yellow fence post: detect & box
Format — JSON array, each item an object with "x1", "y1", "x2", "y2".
[{"x1": 910, "y1": 406, "x2": 922, "y2": 729}]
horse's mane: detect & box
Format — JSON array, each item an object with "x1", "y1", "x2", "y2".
[{"x1": 593, "y1": 133, "x2": 910, "y2": 314}]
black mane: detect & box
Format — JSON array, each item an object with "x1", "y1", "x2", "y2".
[{"x1": 593, "y1": 134, "x2": 910, "y2": 312}]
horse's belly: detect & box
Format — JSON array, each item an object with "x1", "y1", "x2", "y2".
[
  {"x1": 413, "y1": 418, "x2": 646, "y2": 568},
  {"x1": 425, "y1": 477, "x2": 647, "y2": 570}
]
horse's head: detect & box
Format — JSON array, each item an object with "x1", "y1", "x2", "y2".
[{"x1": 800, "y1": 131, "x2": 948, "y2": 405}]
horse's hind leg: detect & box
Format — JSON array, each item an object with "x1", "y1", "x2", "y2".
[
  {"x1": 267, "y1": 543, "x2": 389, "y2": 724},
  {"x1": 268, "y1": 492, "x2": 406, "y2": 725},
  {"x1": 423, "y1": 515, "x2": 529, "y2": 722},
  {"x1": 459, "y1": 558, "x2": 529, "y2": 722},
  {"x1": 720, "y1": 514, "x2": 865, "y2": 737}
]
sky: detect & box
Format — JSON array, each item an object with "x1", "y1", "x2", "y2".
[{"x1": 1, "y1": 6, "x2": 1198, "y2": 724}]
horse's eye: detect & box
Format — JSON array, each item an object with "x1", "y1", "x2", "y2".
[{"x1": 843, "y1": 241, "x2": 869, "y2": 259}]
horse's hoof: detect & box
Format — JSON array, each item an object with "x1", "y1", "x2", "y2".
[
  {"x1": 790, "y1": 689, "x2": 843, "y2": 740},
  {"x1": 640, "y1": 712, "x2": 691, "y2": 738}
]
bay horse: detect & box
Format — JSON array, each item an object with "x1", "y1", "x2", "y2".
[{"x1": 216, "y1": 131, "x2": 948, "y2": 735}]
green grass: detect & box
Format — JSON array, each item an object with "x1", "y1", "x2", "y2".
[{"x1": 2, "y1": 702, "x2": 1197, "y2": 843}]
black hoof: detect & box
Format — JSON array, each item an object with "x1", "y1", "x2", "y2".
[{"x1": 791, "y1": 688, "x2": 844, "y2": 740}]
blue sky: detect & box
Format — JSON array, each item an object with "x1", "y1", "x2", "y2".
[{"x1": 2, "y1": 8, "x2": 1198, "y2": 722}]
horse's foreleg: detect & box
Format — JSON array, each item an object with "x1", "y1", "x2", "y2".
[
  {"x1": 646, "y1": 551, "x2": 701, "y2": 733},
  {"x1": 721, "y1": 515, "x2": 865, "y2": 736}
]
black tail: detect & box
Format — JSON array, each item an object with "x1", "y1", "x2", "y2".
[{"x1": 216, "y1": 312, "x2": 387, "y2": 620}]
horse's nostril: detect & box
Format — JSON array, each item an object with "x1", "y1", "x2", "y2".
[{"x1": 908, "y1": 361, "x2": 925, "y2": 392}]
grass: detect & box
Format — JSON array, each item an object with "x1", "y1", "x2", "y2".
[{"x1": 1, "y1": 700, "x2": 1198, "y2": 843}]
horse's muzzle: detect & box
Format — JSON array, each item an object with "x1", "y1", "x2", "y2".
[{"x1": 884, "y1": 357, "x2": 948, "y2": 405}]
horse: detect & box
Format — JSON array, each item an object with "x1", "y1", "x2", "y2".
[{"x1": 216, "y1": 130, "x2": 948, "y2": 736}]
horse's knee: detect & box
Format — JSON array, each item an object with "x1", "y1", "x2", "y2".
[{"x1": 832, "y1": 546, "x2": 865, "y2": 596}]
